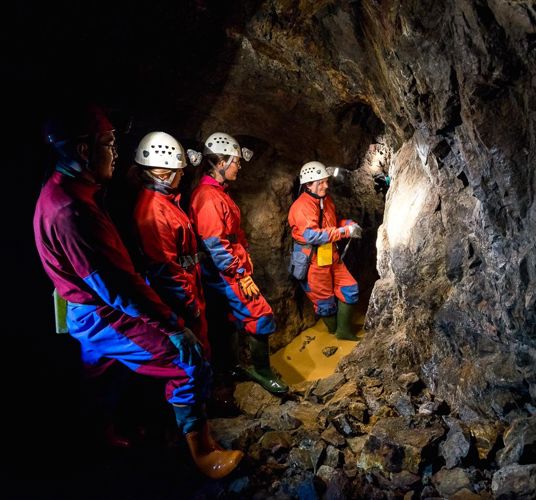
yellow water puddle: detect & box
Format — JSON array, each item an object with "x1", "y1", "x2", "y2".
[{"x1": 271, "y1": 311, "x2": 366, "y2": 385}]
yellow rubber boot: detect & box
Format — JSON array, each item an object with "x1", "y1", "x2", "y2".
[{"x1": 185, "y1": 430, "x2": 244, "y2": 480}]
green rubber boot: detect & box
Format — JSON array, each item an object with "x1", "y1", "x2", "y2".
[
  {"x1": 246, "y1": 335, "x2": 288, "y2": 394},
  {"x1": 226, "y1": 330, "x2": 248, "y2": 380},
  {"x1": 322, "y1": 315, "x2": 337, "y2": 333},
  {"x1": 335, "y1": 302, "x2": 358, "y2": 341}
]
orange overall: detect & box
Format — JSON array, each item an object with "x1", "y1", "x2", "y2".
[{"x1": 288, "y1": 190, "x2": 359, "y2": 316}]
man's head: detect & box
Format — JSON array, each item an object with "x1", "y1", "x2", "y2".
[
  {"x1": 299, "y1": 161, "x2": 330, "y2": 197},
  {"x1": 45, "y1": 104, "x2": 117, "y2": 183}
]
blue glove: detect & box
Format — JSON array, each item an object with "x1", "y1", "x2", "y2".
[{"x1": 169, "y1": 327, "x2": 203, "y2": 366}]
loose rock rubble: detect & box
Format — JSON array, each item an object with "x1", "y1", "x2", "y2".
[{"x1": 206, "y1": 372, "x2": 535, "y2": 499}]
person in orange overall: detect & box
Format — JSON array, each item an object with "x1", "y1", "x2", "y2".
[
  {"x1": 188, "y1": 133, "x2": 288, "y2": 394},
  {"x1": 288, "y1": 161, "x2": 362, "y2": 340},
  {"x1": 129, "y1": 131, "x2": 243, "y2": 475}
]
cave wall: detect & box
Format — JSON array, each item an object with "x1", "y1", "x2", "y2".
[
  {"x1": 184, "y1": 0, "x2": 536, "y2": 417},
  {"x1": 342, "y1": 0, "x2": 535, "y2": 419}
]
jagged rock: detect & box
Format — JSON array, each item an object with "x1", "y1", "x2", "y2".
[
  {"x1": 358, "y1": 416, "x2": 445, "y2": 474},
  {"x1": 497, "y1": 416, "x2": 536, "y2": 467},
  {"x1": 320, "y1": 425, "x2": 346, "y2": 448},
  {"x1": 439, "y1": 418, "x2": 472, "y2": 469},
  {"x1": 324, "y1": 470, "x2": 352, "y2": 500},
  {"x1": 287, "y1": 401, "x2": 324, "y2": 430},
  {"x1": 209, "y1": 415, "x2": 262, "y2": 450},
  {"x1": 324, "y1": 445, "x2": 342, "y2": 468},
  {"x1": 290, "y1": 380, "x2": 316, "y2": 397},
  {"x1": 397, "y1": 372, "x2": 424, "y2": 395},
  {"x1": 288, "y1": 447, "x2": 315, "y2": 471},
  {"x1": 322, "y1": 346, "x2": 338, "y2": 358},
  {"x1": 260, "y1": 401, "x2": 302, "y2": 431},
  {"x1": 316, "y1": 464, "x2": 337, "y2": 485},
  {"x1": 450, "y1": 489, "x2": 489, "y2": 500},
  {"x1": 389, "y1": 391, "x2": 416, "y2": 417},
  {"x1": 312, "y1": 372, "x2": 346, "y2": 399},
  {"x1": 389, "y1": 470, "x2": 421, "y2": 491},
  {"x1": 329, "y1": 381, "x2": 359, "y2": 405},
  {"x1": 234, "y1": 382, "x2": 281, "y2": 417},
  {"x1": 417, "y1": 399, "x2": 447, "y2": 416},
  {"x1": 347, "y1": 401, "x2": 369, "y2": 423},
  {"x1": 432, "y1": 467, "x2": 472, "y2": 498},
  {"x1": 346, "y1": 435, "x2": 368, "y2": 456},
  {"x1": 466, "y1": 420, "x2": 505, "y2": 461},
  {"x1": 259, "y1": 431, "x2": 294, "y2": 453},
  {"x1": 369, "y1": 406, "x2": 398, "y2": 426},
  {"x1": 491, "y1": 464, "x2": 536, "y2": 499},
  {"x1": 332, "y1": 413, "x2": 360, "y2": 437},
  {"x1": 288, "y1": 438, "x2": 325, "y2": 472},
  {"x1": 276, "y1": 470, "x2": 318, "y2": 500}
]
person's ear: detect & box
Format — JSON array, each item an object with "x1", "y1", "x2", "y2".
[{"x1": 76, "y1": 142, "x2": 90, "y2": 163}]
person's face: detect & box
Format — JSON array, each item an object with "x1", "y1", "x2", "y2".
[
  {"x1": 223, "y1": 156, "x2": 241, "y2": 182},
  {"x1": 91, "y1": 131, "x2": 117, "y2": 183},
  {"x1": 309, "y1": 177, "x2": 329, "y2": 197},
  {"x1": 148, "y1": 167, "x2": 183, "y2": 189}
]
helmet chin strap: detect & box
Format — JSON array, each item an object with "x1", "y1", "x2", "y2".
[
  {"x1": 208, "y1": 157, "x2": 233, "y2": 182},
  {"x1": 145, "y1": 169, "x2": 177, "y2": 187}
]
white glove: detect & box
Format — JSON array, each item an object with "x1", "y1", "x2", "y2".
[{"x1": 348, "y1": 223, "x2": 363, "y2": 239}]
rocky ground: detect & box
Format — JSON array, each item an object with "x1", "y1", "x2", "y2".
[{"x1": 198, "y1": 369, "x2": 535, "y2": 499}]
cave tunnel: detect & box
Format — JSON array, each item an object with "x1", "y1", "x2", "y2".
[{"x1": 5, "y1": 0, "x2": 536, "y2": 498}]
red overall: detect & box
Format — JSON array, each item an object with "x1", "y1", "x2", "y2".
[
  {"x1": 288, "y1": 190, "x2": 359, "y2": 316},
  {"x1": 189, "y1": 175, "x2": 275, "y2": 335},
  {"x1": 34, "y1": 171, "x2": 208, "y2": 406},
  {"x1": 133, "y1": 185, "x2": 211, "y2": 359}
]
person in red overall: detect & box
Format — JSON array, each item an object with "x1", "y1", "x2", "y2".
[
  {"x1": 131, "y1": 132, "x2": 210, "y2": 359},
  {"x1": 34, "y1": 107, "x2": 242, "y2": 479},
  {"x1": 288, "y1": 161, "x2": 362, "y2": 340},
  {"x1": 189, "y1": 132, "x2": 288, "y2": 394}
]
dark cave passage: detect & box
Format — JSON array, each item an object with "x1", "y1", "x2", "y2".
[{"x1": 5, "y1": 1, "x2": 536, "y2": 499}]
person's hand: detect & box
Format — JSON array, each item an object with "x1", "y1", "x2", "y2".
[
  {"x1": 238, "y1": 275, "x2": 260, "y2": 299},
  {"x1": 348, "y1": 223, "x2": 363, "y2": 239},
  {"x1": 169, "y1": 328, "x2": 203, "y2": 365}
]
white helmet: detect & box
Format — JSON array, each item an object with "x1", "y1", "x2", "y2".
[
  {"x1": 299, "y1": 161, "x2": 330, "y2": 184},
  {"x1": 135, "y1": 131, "x2": 186, "y2": 169},
  {"x1": 203, "y1": 132, "x2": 253, "y2": 161}
]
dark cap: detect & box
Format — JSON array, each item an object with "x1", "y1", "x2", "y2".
[{"x1": 44, "y1": 103, "x2": 114, "y2": 145}]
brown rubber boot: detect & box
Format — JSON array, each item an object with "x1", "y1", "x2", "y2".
[{"x1": 185, "y1": 430, "x2": 244, "y2": 479}]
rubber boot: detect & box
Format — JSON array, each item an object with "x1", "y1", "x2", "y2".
[
  {"x1": 227, "y1": 329, "x2": 248, "y2": 380},
  {"x1": 322, "y1": 315, "x2": 337, "y2": 333},
  {"x1": 335, "y1": 301, "x2": 358, "y2": 341},
  {"x1": 185, "y1": 430, "x2": 244, "y2": 479},
  {"x1": 201, "y1": 420, "x2": 224, "y2": 451},
  {"x1": 246, "y1": 335, "x2": 288, "y2": 394}
]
